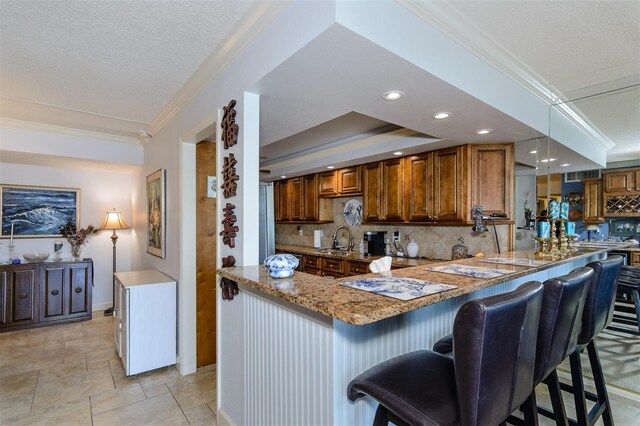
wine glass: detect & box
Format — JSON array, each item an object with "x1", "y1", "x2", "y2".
[{"x1": 53, "y1": 240, "x2": 63, "y2": 261}]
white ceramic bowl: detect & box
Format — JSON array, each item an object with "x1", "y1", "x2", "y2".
[
  {"x1": 23, "y1": 253, "x2": 50, "y2": 262},
  {"x1": 264, "y1": 253, "x2": 299, "y2": 278}
]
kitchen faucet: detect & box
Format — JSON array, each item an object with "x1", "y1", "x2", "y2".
[{"x1": 331, "y1": 225, "x2": 354, "y2": 251}]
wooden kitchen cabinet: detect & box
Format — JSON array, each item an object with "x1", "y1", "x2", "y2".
[
  {"x1": 631, "y1": 252, "x2": 640, "y2": 267},
  {"x1": 303, "y1": 174, "x2": 319, "y2": 220},
  {"x1": 274, "y1": 180, "x2": 290, "y2": 221},
  {"x1": 471, "y1": 144, "x2": 514, "y2": 220},
  {"x1": 1, "y1": 260, "x2": 92, "y2": 332},
  {"x1": 382, "y1": 158, "x2": 405, "y2": 222},
  {"x1": 290, "y1": 177, "x2": 304, "y2": 221},
  {"x1": 404, "y1": 152, "x2": 434, "y2": 222},
  {"x1": 363, "y1": 162, "x2": 383, "y2": 221},
  {"x1": 337, "y1": 167, "x2": 362, "y2": 195},
  {"x1": 583, "y1": 178, "x2": 605, "y2": 223},
  {"x1": 433, "y1": 145, "x2": 469, "y2": 222},
  {"x1": 363, "y1": 159, "x2": 404, "y2": 222},
  {"x1": 347, "y1": 260, "x2": 370, "y2": 276},
  {"x1": 318, "y1": 171, "x2": 338, "y2": 197},
  {"x1": 603, "y1": 168, "x2": 638, "y2": 193}
]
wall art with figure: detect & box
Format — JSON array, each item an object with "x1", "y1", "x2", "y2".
[
  {"x1": 1, "y1": 184, "x2": 80, "y2": 238},
  {"x1": 146, "y1": 169, "x2": 166, "y2": 258}
]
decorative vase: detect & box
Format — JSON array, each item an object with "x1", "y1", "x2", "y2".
[
  {"x1": 71, "y1": 244, "x2": 83, "y2": 260},
  {"x1": 406, "y1": 239, "x2": 419, "y2": 258},
  {"x1": 264, "y1": 253, "x2": 299, "y2": 279},
  {"x1": 451, "y1": 237, "x2": 469, "y2": 260}
]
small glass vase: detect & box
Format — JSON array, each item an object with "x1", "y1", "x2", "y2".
[{"x1": 71, "y1": 244, "x2": 83, "y2": 260}]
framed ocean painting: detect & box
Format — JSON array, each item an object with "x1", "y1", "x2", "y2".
[
  {"x1": 1, "y1": 185, "x2": 80, "y2": 238},
  {"x1": 146, "y1": 169, "x2": 166, "y2": 258}
]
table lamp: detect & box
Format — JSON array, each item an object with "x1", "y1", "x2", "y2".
[{"x1": 100, "y1": 208, "x2": 130, "y2": 316}]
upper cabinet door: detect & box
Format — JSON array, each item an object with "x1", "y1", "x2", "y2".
[
  {"x1": 603, "y1": 169, "x2": 636, "y2": 193},
  {"x1": 433, "y1": 146, "x2": 468, "y2": 222},
  {"x1": 363, "y1": 162, "x2": 383, "y2": 222},
  {"x1": 582, "y1": 178, "x2": 605, "y2": 223},
  {"x1": 302, "y1": 174, "x2": 319, "y2": 221},
  {"x1": 381, "y1": 158, "x2": 405, "y2": 222},
  {"x1": 471, "y1": 144, "x2": 514, "y2": 220},
  {"x1": 274, "y1": 180, "x2": 290, "y2": 221},
  {"x1": 405, "y1": 153, "x2": 434, "y2": 222},
  {"x1": 290, "y1": 177, "x2": 304, "y2": 221},
  {"x1": 337, "y1": 166, "x2": 362, "y2": 195},
  {"x1": 318, "y1": 171, "x2": 338, "y2": 197}
]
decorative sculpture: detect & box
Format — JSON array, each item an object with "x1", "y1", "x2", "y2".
[
  {"x1": 221, "y1": 154, "x2": 239, "y2": 198},
  {"x1": 220, "y1": 255, "x2": 239, "y2": 300},
  {"x1": 221, "y1": 100, "x2": 239, "y2": 149},
  {"x1": 220, "y1": 203, "x2": 239, "y2": 248}
]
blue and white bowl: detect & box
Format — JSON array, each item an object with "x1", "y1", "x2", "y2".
[{"x1": 264, "y1": 254, "x2": 299, "y2": 279}]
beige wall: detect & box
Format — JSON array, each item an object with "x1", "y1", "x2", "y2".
[{"x1": 275, "y1": 196, "x2": 510, "y2": 260}]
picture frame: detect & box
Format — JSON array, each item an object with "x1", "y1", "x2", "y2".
[
  {"x1": 1, "y1": 184, "x2": 80, "y2": 238},
  {"x1": 146, "y1": 168, "x2": 166, "y2": 258}
]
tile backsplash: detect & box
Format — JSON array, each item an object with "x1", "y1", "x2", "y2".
[{"x1": 275, "y1": 196, "x2": 510, "y2": 260}]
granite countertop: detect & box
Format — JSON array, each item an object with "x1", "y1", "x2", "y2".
[
  {"x1": 218, "y1": 246, "x2": 622, "y2": 325},
  {"x1": 275, "y1": 243, "x2": 441, "y2": 267}
]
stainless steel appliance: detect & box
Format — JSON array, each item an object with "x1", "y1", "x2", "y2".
[
  {"x1": 364, "y1": 231, "x2": 386, "y2": 256},
  {"x1": 259, "y1": 182, "x2": 275, "y2": 263}
]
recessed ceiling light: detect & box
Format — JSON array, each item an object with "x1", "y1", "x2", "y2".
[
  {"x1": 476, "y1": 129, "x2": 493, "y2": 135},
  {"x1": 549, "y1": 158, "x2": 557, "y2": 162},
  {"x1": 529, "y1": 150, "x2": 537, "y2": 154},
  {"x1": 280, "y1": 175, "x2": 287, "y2": 179},
  {"x1": 393, "y1": 151, "x2": 403, "y2": 156},
  {"x1": 539, "y1": 158, "x2": 557, "y2": 163},
  {"x1": 382, "y1": 91, "x2": 404, "y2": 101},
  {"x1": 432, "y1": 112, "x2": 451, "y2": 120},
  {"x1": 560, "y1": 163, "x2": 571, "y2": 167},
  {"x1": 327, "y1": 166, "x2": 335, "y2": 169}
]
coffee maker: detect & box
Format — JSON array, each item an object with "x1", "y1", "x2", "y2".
[{"x1": 364, "y1": 231, "x2": 386, "y2": 256}]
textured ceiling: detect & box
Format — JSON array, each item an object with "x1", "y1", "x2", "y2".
[
  {"x1": 447, "y1": 0, "x2": 640, "y2": 94},
  {"x1": 0, "y1": 0, "x2": 253, "y2": 124}
]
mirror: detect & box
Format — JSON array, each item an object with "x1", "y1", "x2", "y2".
[{"x1": 548, "y1": 83, "x2": 640, "y2": 395}]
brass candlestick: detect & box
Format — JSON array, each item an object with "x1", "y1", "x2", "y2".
[
  {"x1": 557, "y1": 220, "x2": 570, "y2": 255},
  {"x1": 534, "y1": 237, "x2": 550, "y2": 256},
  {"x1": 548, "y1": 221, "x2": 560, "y2": 257}
]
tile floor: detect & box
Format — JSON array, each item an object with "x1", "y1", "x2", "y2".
[
  {"x1": 0, "y1": 312, "x2": 216, "y2": 425},
  {"x1": 1, "y1": 311, "x2": 638, "y2": 425}
]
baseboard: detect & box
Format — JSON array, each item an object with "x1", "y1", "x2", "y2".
[
  {"x1": 92, "y1": 302, "x2": 112, "y2": 312},
  {"x1": 217, "y1": 407, "x2": 235, "y2": 426}
]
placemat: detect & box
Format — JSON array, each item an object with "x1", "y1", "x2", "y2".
[
  {"x1": 480, "y1": 257, "x2": 551, "y2": 267},
  {"x1": 426, "y1": 264, "x2": 514, "y2": 279},
  {"x1": 340, "y1": 277, "x2": 457, "y2": 301}
]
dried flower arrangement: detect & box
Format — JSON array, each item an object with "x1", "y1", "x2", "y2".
[{"x1": 60, "y1": 220, "x2": 97, "y2": 247}]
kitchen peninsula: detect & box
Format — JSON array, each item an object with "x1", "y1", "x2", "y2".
[{"x1": 217, "y1": 246, "x2": 623, "y2": 425}]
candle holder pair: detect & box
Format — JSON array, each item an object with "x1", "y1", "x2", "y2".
[{"x1": 534, "y1": 220, "x2": 578, "y2": 257}]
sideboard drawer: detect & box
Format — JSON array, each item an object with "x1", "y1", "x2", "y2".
[{"x1": 322, "y1": 258, "x2": 345, "y2": 274}]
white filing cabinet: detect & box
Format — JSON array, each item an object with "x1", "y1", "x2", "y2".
[{"x1": 114, "y1": 270, "x2": 176, "y2": 376}]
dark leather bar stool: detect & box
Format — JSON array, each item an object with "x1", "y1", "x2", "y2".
[
  {"x1": 347, "y1": 281, "x2": 544, "y2": 426},
  {"x1": 434, "y1": 267, "x2": 594, "y2": 426},
  {"x1": 610, "y1": 265, "x2": 640, "y2": 335},
  {"x1": 559, "y1": 256, "x2": 624, "y2": 426}
]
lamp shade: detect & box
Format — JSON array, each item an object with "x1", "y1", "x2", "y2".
[{"x1": 100, "y1": 209, "x2": 130, "y2": 230}]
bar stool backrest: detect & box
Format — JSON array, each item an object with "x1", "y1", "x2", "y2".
[
  {"x1": 534, "y1": 267, "x2": 593, "y2": 384},
  {"x1": 453, "y1": 281, "x2": 544, "y2": 426},
  {"x1": 579, "y1": 256, "x2": 624, "y2": 345}
]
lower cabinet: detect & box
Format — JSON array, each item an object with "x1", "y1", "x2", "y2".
[
  {"x1": 114, "y1": 270, "x2": 177, "y2": 376},
  {"x1": 299, "y1": 254, "x2": 408, "y2": 278},
  {"x1": 0, "y1": 260, "x2": 92, "y2": 332}
]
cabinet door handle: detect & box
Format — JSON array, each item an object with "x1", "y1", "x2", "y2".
[
  {"x1": 75, "y1": 287, "x2": 82, "y2": 294},
  {"x1": 51, "y1": 290, "x2": 59, "y2": 296},
  {"x1": 19, "y1": 293, "x2": 28, "y2": 299}
]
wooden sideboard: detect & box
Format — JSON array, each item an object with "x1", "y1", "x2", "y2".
[{"x1": 0, "y1": 259, "x2": 93, "y2": 332}]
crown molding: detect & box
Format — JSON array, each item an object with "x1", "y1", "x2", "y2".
[
  {"x1": 0, "y1": 117, "x2": 140, "y2": 145},
  {"x1": 400, "y1": 0, "x2": 615, "y2": 150},
  {"x1": 147, "y1": 1, "x2": 291, "y2": 137}
]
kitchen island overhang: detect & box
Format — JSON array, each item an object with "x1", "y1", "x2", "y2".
[{"x1": 216, "y1": 247, "x2": 618, "y2": 426}]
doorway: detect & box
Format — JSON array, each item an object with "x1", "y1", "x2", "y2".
[{"x1": 196, "y1": 139, "x2": 217, "y2": 367}]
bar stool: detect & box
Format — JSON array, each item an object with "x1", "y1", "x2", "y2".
[
  {"x1": 434, "y1": 267, "x2": 594, "y2": 426},
  {"x1": 610, "y1": 265, "x2": 640, "y2": 335},
  {"x1": 560, "y1": 256, "x2": 624, "y2": 426},
  {"x1": 347, "y1": 281, "x2": 544, "y2": 426}
]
